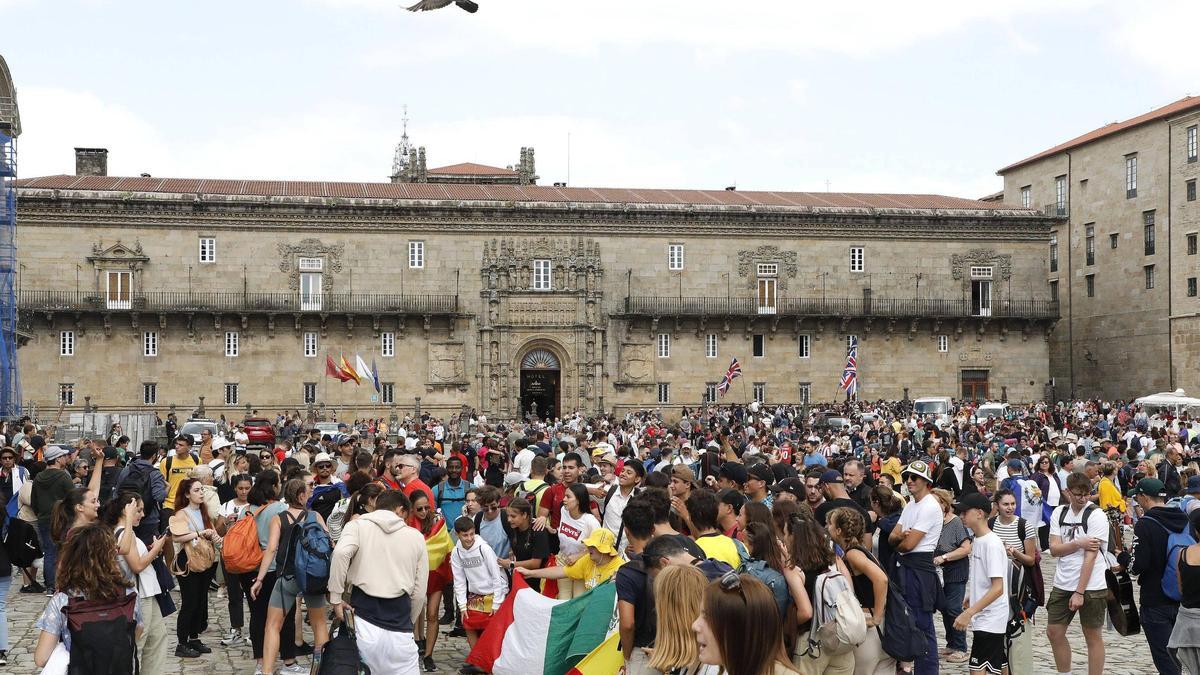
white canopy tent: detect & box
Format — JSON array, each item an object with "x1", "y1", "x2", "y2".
[{"x1": 1135, "y1": 389, "x2": 1200, "y2": 414}]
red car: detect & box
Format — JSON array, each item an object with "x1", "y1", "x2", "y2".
[{"x1": 241, "y1": 418, "x2": 276, "y2": 448}]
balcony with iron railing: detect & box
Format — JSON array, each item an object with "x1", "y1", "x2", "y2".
[
  {"x1": 622, "y1": 296, "x2": 1059, "y2": 320},
  {"x1": 1042, "y1": 201, "x2": 1069, "y2": 218},
  {"x1": 18, "y1": 290, "x2": 460, "y2": 315}
]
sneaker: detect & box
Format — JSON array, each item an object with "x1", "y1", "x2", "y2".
[
  {"x1": 415, "y1": 638, "x2": 426, "y2": 654},
  {"x1": 279, "y1": 663, "x2": 307, "y2": 674},
  {"x1": 448, "y1": 625, "x2": 467, "y2": 638},
  {"x1": 188, "y1": 639, "x2": 213, "y2": 654},
  {"x1": 0, "y1": 651, "x2": 7, "y2": 666},
  {"x1": 20, "y1": 583, "x2": 42, "y2": 594},
  {"x1": 423, "y1": 656, "x2": 437, "y2": 672},
  {"x1": 44, "y1": 587, "x2": 55, "y2": 597},
  {"x1": 294, "y1": 641, "x2": 314, "y2": 656},
  {"x1": 220, "y1": 628, "x2": 244, "y2": 646},
  {"x1": 174, "y1": 644, "x2": 201, "y2": 658},
  {"x1": 946, "y1": 651, "x2": 969, "y2": 663},
  {"x1": 254, "y1": 667, "x2": 264, "y2": 675},
  {"x1": 440, "y1": 610, "x2": 454, "y2": 625}
]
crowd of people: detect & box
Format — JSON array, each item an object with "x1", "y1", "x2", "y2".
[{"x1": 2, "y1": 398, "x2": 1200, "y2": 674}]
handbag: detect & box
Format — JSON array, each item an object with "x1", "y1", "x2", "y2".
[{"x1": 171, "y1": 511, "x2": 216, "y2": 575}]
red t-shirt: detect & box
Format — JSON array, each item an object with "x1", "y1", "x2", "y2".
[{"x1": 402, "y1": 478, "x2": 436, "y2": 509}]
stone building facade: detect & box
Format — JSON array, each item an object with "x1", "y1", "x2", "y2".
[
  {"x1": 12, "y1": 150, "x2": 1058, "y2": 419},
  {"x1": 998, "y1": 96, "x2": 1200, "y2": 400}
]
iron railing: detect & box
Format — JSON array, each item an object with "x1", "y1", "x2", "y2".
[
  {"x1": 18, "y1": 290, "x2": 459, "y2": 314},
  {"x1": 623, "y1": 296, "x2": 1059, "y2": 320},
  {"x1": 1042, "y1": 201, "x2": 1068, "y2": 218}
]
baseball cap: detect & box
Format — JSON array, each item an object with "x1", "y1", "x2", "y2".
[
  {"x1": 102, "y1": 445, "x2": 120, "y2": 461},
  {"x1": 1132, "y1": 477, "x2": 1168, "y2": 498},
  {"x1": 902, "y1": 460, "x2": 934, "y2": 484},
  {"x1": 747, "y1": 464, "x2": 775, "y2": 485},
  {"x1": 504, "y1": 471, "x2": 525, "y2": 489},
  {"x1": 770, "y1": 477, "x2": 806, "y2": 500},
  {"x1": 957, "y1": 492, "x2": 992, "y2": 515},
  {"x1": 718, "y1": 462, "x2": 749, "y2": 485},
  {"x1": 819, "y1": 469, "x2": 844, "y2": 485},
  {"x1": 717, "y1": 488, "x2": 746, "y2": 513},
  {"x1": 43, "y1": 445, "x2": 71, "y2": 463}
]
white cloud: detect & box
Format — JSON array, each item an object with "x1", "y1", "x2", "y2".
[{"x1": 1109, "y1": 0, "x2": 1197, "y2": 81}]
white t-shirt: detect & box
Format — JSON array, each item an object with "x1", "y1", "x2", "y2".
[
  {"x1": 114, "y1": 527, "x2": 161, "y2": 597},
  {"x1": 557, "y1": 509, "x2": 600, "y2": 559},
  {"x1": 1048, "y1": 504, "x2": 1109, "y2": 592},
  {"x1": 968, "y1": 531, "x2": 1010, "y2": 634},
  {"x1": 898, "y1": 493, "x2": 943, "y2": 554},
  {"x1": 513, "y1": 448, "x2": 536, "y2": 479},
  {"x1": 601, "y1": 486, "x2": 635, "y2": 538}
]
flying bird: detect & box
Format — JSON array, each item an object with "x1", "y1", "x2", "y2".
[{"x1": 406, "y1": 0, "x2": 478, "y2": 12}]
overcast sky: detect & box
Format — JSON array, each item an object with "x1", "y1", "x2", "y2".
[{"x1": 2, "y1": 0, "x2": 1195, "y2": 199}]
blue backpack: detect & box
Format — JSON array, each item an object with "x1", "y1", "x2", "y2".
[
  {"x1": 284, "y1": 511, "x2": 333, "y2": 595},
  {"x1": 1145, "y1": 515, "x2": 1197, "y2": 602}
]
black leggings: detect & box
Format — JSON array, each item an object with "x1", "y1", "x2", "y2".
[
  {"x1": 243, "y1": 570, "x2": 297, "y2": 661},
  {"x1": 177, "y1": 566, "x2": 213, "y2": 643},
  {"x1": 224, "y1": 561, "x2": 246, "y2": 629}
]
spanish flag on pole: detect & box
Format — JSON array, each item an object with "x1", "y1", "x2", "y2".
[{"x1": 338, "y1": 354, "x2": 361, "y2": 385}]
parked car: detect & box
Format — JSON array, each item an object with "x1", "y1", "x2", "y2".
[
  {"x1": 241, "y1": 418, "x2": 276, "y2": 448},
  {"x1": 314, "y1": 422, "x2": 342, "y2": 439},
  {"x1": 178, "y1": 418, "x2": 219, "y2": 445}
]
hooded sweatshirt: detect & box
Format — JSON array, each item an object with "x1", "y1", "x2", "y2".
[
  {"x1": 1132, "y1": 504, "x2": 1190, "y2": 607},
  {"x1": 31, "y1": 466, "x2": 74, "y2": 526},
  {"x1": 329, "y1": 509, "x2": 429, "y2": 630},
  {"x1": 450, "y1": 536, "x2": 508, "y2": 610}
]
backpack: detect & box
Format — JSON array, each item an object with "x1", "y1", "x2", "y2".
[
  {"x1": 2, "y1": 514, "x2": 43, "y2": 567},
  {"x1": 116, "y1": 463, "x2": 158, "y2": 518},
  {"x1": 803, "y1": 565, "x2": 867, "y2": 658},
  {"x1": 516, "y1": 480, "x2": 550, "y2": 506},
  {"x1": 222, "y1": 504, "x2": 268, "y2": 574},
  {"x1": 62, "y1": 592, "x2": 139, "y2": 675},
  {"x1": 1143, "y1": 514, "x2": 1197, "y2": 602},
  {"x1": 317, "y1": 612, "x2": 367, "y2": 675},
  {"x1": 283, "y1": 510, "x2": 333, "y2": 595}
]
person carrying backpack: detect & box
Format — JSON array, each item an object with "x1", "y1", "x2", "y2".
[
  {"x1": 249, "y1": 474, "x2": 332, "y2": 675},
  {"x1": 116, "y1": 441, "x2": 169, "y2": 542},
  {"x1": 32, "y1": 522, "x2": 143, "y2": 674},
  {"x1": 1130, "y1": 477, "x2": 1190, "y2": 675},
  {"x1": 988, "y1": 488, "x2": 1041, "y2": 675},
  {"x1": 785, "y1": 510, "x2": 861, "y2": 673}
]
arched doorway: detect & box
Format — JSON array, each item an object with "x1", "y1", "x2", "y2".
[{"x1": 520, "y1": 348, "x2": 560, "y2": 420}]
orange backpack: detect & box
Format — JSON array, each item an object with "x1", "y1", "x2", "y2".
[{"x1": 221, "y1": 504, "x2": 268, "y2": 574}]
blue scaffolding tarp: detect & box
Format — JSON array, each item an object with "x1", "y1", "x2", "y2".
[{"x1": 0, "y1": 129, "x2": 19, "y2": 417}]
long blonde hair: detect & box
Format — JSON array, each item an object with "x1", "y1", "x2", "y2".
[{"x1": 648, "y1": 564, "x2": 709, "y2": 672}]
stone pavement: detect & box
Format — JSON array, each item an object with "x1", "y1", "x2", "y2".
[{"x1": 1, "y1": 556, "x2": 1161, "y2": 674}]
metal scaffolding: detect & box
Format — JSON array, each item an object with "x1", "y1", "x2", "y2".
[{"x1": 0, "y1": 55, "x2": 20, "y2": 417}]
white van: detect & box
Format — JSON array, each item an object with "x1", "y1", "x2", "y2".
[
  {"x1": 913, "y1": 396, "x2": 953, "y2": 426},
  {"x1": 973, "y1": 402, "x2": 1010, "y2": 423}
]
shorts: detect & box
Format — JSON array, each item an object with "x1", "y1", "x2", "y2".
[
  {"x1": 968, "y1": 630, "x2": 1008, "y2": 674},
  {"x1": 268, "y1": 574, "x2": 328, "y2": 613},
  {"x1": 1046, "y1": 586, "x2": 1107, "y2": 628}
]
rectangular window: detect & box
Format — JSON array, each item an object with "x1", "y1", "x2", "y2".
[
  {"x1": 1189, "y1": 180, "x2": 1197, "y2": 202},
  {"x1": 1189, "y1": 125, "x2": 1198, "y2": 162},
  {"x1": 298, "y1": 257, "x2": 323, "y2": 271},
  {"x1": 658, "y1": 333, "x2": 670, "y2": 358},
  {"x1": 668, "y1": 244, "x2": 684, "y2": 271},
  {"x1": 106, "y1": 270, "x2": 131, "y2": 310},
  {"x1": 59, "y1": 383, "x2": 74, "y2": 406},
  {"x1": 705, "y1": 333, "x2": 717, "y2": 358},
  {"x1": 408, "y1": 241, "x2": 424, "y2": 269},
  {"x1": 1055, "y1": 175, "x2": 1067, "y2": 215},
  {"x1": 303, "y1": 383, "x2": 317, "y2": 404},
  {"x1": 1126, "y1": 155, "x2": 1137, "y2": 198},
  {"x1": 849, "y1": 247, "x2": 865, "y2": 273},
  {"x1": 704, "y1": 383, "x2": 717, "y2": 404},
  {"x1": 533, "y1": 259, "x2": 552, "y2": 290},
  {"x1": 1020, "y1": 186, "x2": 1031, "y2": 208},
  {"x1": 299, "y1": 272, "x2": 322, "y2": 311},
  {"x1": 1146, "y1": 265, "x2": 1156, "y2": 289},
  {"x1": 1145, "y1": 211, "x2": 1156, "y2": 255},
  {"x1": 224, "y1": 383, "x2": 239, "y2": 406},
  {"x1": 752, "y1": 334, "x2": 765, "y2": 358},
  {"x1": 143, "y1": 383, "x2": 156, "y2": 405},
  {"x1": 1049, "y1": 233, "x2": 1058, "y2": 273},
  {"x1": 382, "y1": 382, "x2": 395, "y2": 405},
  {"x1": 657, "y1": 382, "x2": 670, "y2": 404},
  {"x1": 1085, "y1": 224, "x2": 1095, "y2": 266},
  {"x1": 143, "y1": 331, "x2": 157, "y2": 357},
  {"x1": 303, "y1": 331, "x2": 318, "y2": 358},
  {"x1": 847, "y1": 334, "x2": 858, "y2": 351},
  {"x1": 970, "y1": 266, "x2": 993, "y2": 279},
  {"x1": 381, "y1": 331, "x2": 395, "y2": 357},
  {"x1": 1190, "y1": 278, "x2": 1198, "y2": 298},
  {"x1": 199, "y1": 237, "x2": 216, "y2": 263},
  {"x1": 60, "y1": 330, "x2": 74, "y2": 356},
  {"x1": 1189, "y1": 233, "x2": 1198, "y2": 256},
  {"x1": 1086, "y1": 274, "x2": 1095, "y2": 297},
  {"x1": 1049, "y1": 280, "x2": 1059, "y2": 303},
  {"x1": 799, "y1": 383, "x2": 811, "y2": 403},
  {"x1": 756, "y1": 263, "x2": 778, "y2": 277},
  {"x1": 752, "y1": 382, "x2": 766, "y2": 404},
  {"x1": 798, "y1": 334, "x2": 811, "y2": 358},
  {"x1": 1110, "y1": 232, "x2": 1118, "y2": 249},
  {"x1": 225, "y1": 331, "x2": 239, "y2": 357},
  {"x1": 938, "y1": 335, "x2": 949, "y2": 352},
  {"x1": 756, "y1": 277, "x2": 777, "y2": 314}
]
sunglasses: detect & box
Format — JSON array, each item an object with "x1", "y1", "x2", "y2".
[
  {"x1": 484, "y1": 504, "x2": 500, "y2": 511},
  {"x1": 415, "y1": 506, "x2": 430, "y2": 512}
]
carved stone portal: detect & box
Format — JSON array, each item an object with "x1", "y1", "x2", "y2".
[
  {"x1": 737, "y1": 245, "x2": 798, "y2": 291},
  {"x1": 950, "y1": 249, "x2": 1013, "y2": 281},
  {"x1": 278, "y1": 238, "x2": 344, "y2": 292}
]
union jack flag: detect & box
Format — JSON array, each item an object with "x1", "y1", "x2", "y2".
[
  {"x1": 717, "y1": 357, "x2": 742, "y2": 396},
  {"x1": 840, "y1": 336, "x2": 859, "y2": 398}
]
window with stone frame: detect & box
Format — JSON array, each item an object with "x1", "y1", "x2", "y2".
[
  {"x1": 753, "y1": 334, "x2": 765, "y2": 358},
  {"x1": 199, "y1": 237, "x2": 216, "y2": 263},
  {"x1": 382, "y1": 382, "x2": 395, "y2": 404},
  {"x1": 705, "y1": 333, "x2": 717, "y2": 358},
  {"x1": 1126, "y1": 155, "x2": 1138, "y2": 198},
  {"x1": 1085, "y1": 224, "x2": 1095, "y2": 266},
  {"x1": 143, "y1": 383, "x2": 157, "y2": 405},
  {"x1": 408, "y1": 241, "x2": 424, "y2": 269},
  {"x1": 1020, "y1": 186, "x2": 1031, "y2": 208},
  {"x1": 1144, "y1": 211, "x2": 1156, "y2": 255},
  {"x1": 752, "y1": 382, "x2": 766, "y2": 403},
  {"x1": 303, "y1": 332, "x2": 318, "y2": 358},
  {"x1": 60, "y1": 331, "x2": 74, "y2": 357},
  {"x1": 224, "y1": 383, "x2": 239, "y2": 406},
  {"x1": 938, "y1": 335, "x2": 949, "y2": 352},
  {"x1": 799, "y1": 382, "x2": 811, "y2": 403},
  {"x1": 143, "y1": 331, "x2": 157, "y2": 357},
  {"x1": 704, "y1": 382, "x2": 717, "y2": 403},
  {"x1": 533, "y1": 259, "x2": 552, "y2": 290},
  {"x1": 59, "y1": 383, "x2": 74, "y2": 406},
  {"x1": 657, "y1": 382, "x2": 670, "y2": 404},
  {"x1": 381, "y1": 331, "x2": 395, "y2": 357},
  {"x1": 1189, "y1": 278, "x2": 1198, "y2": 298},
  {"x1": 303, "y1": 383, "x2": 317, "y2": 404},
  {"x1": 1145, "y1": 264, "x2": 1155, "y2": 290},
  {"x1": 1086, "y1": 274, "x2": 1095, "y2": 297},
  {"x1": 849, "y1": 247, "x2": 865, "y2": 273},
  {"x1": 658, "y1": 333, "x2": 670, "y2": 358},
  {"x1": 798, "y1": 334, "x2": 811, "y2": 358},
  {"x1": 225, "y1": 331, "x2": 239, "y2": 357},
  {"x1": 1189, "y1": 125, "x2": 1198, "y2": 162},
  {"x1": 1049, "y1": 234, "x2": 1058, "y2": 272},
  {"x1": 668, "y1": 244, "x2": 684, "y2": 271},
  {"x1": 1189, "y1": 233, "x2": 1198, "y2": 256}
]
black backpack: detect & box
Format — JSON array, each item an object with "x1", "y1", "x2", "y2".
[
  {"x1": 2, "y1": 515, "x2": 42, "y2": 567},
  {"x1": 63, "y1": 592, "x2": 139, "y2": 675},
  {"x1": 878, "y1": 560, "x2": 928, "y2": 662},
  {"x1": 317, "y1": 615, "x2": 368, "y2": 674},
  {"x1": 116, "y1": 462, "x2": 160, "y2": 518}
]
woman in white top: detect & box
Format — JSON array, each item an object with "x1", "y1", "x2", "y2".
[
  {"x1": 553, "y1": 483, "x2": 600, "y2": 600},
  {"x1": 105, "y1": 493, "x2": 168, "y2": 675},
  {"x1": 218, "y1": 474, "x2": 253, "y2": 647}
]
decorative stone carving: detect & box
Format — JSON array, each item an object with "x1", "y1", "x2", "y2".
[
  {"x1": 737, "y1": 245, "x2": 798, "y2": 290},
  {"x1": 429, "y1": 342, "x2": 467, "y2": 384},
  {"x1": 481, "y1": 237, "x2": 603, "y2": 292},
  {"x1": 278, "y1": 238, "x2": 344, "y2": 292},
  {"x1": 619, "y1": 343, "x2": 653, "y2": 383},
  {"x1": 950, "y1": 249, "x2": 1012, "y2": 281}
]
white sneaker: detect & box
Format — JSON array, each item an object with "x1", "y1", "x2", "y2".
[
  {"x1": 278, "y1": 663, "x2": 306, "y2": 674},
  {"x1": 221, "y1": 628, "x2": 244, "y2": 646},
  {"x1": 254, "y1": 668, "x2": 263, "y2": 675}
]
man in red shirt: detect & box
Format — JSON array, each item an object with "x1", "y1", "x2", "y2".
[
  {"x1": 536, "y1": 451, "x2": 586, "y2": 530},
  {"x1": 396, "y1": 453, "x2": 435, "y2": 506}
]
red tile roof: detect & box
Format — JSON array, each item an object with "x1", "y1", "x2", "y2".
[
  {"x1": 15, "y1": 174, "x2": 1026, "y2": 211},
  {"x1": 426, "y1": 162, "x2": 517, "y2": 176},
  {"x1": 998, "y1": 96, "x2": 1200, "y2": 174}
]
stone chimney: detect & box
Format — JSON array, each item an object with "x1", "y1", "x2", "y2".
[{"x1": 74, "y1": 147, "x2": 108, "y2": 177}]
